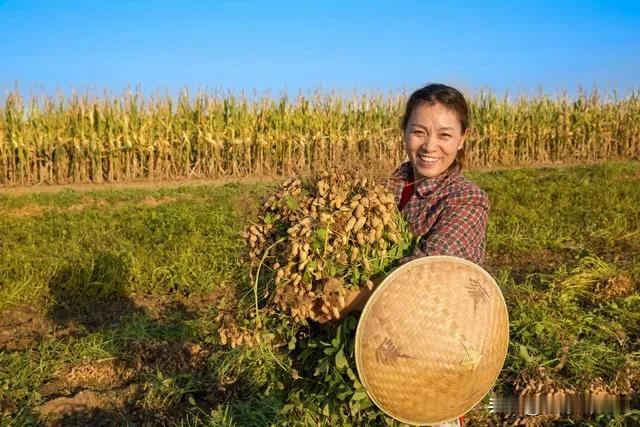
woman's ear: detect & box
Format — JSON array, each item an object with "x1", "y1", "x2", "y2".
[{"x1": 457, "y1": 133, "x2": 466, "y2": 150}]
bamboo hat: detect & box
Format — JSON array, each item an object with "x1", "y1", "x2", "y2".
[{"x1": 355, "y1": 256, "x2": 509, "y2": 426}]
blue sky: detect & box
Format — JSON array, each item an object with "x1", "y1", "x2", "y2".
[{"x1": 1, "y1": 0, "x2": 638, "y2": 97}]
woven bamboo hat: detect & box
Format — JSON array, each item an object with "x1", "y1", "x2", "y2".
[{"x1": 355, "y1": 256, "x2": 509, "y2": 426}]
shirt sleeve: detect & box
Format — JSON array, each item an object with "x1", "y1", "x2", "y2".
[{"x1": 400, "y1": 189, "x2": 490, "y2": 265}]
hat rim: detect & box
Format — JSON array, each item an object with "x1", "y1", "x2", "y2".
[{"x1": 354, "y1": 255, "x2": 509, "y2": 426}]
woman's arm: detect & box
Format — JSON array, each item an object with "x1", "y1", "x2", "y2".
[{"x1": 316, "y1": 190, "x2": 489, "y2": 323}]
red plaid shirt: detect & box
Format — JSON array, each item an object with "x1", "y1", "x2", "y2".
[{"x1": 386, "y1": 161, "x2": 489, "y2": 266}]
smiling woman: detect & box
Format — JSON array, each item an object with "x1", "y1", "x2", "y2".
[
  {"x1": 328, "y1": 84, "x2": 490, "y2": 427},
  {"x1": 390, "y1": 83, "x2": 488, "y2": 266},
  {"x1": 325, "y1": 84, "x2": 490, "y2": 318}
]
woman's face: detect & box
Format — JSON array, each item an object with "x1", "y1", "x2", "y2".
[{"x1": 404, "y1": 102, "x2": 465, "y2": 180}]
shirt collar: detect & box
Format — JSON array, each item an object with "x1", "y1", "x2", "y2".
[{"x1": 389, "y1": 160, "x2": 460, "y2": 198}]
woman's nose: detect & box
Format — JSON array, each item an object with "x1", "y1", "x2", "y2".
[{"x1": 422, "y1": 134, "x2": 438, "y2": 151}]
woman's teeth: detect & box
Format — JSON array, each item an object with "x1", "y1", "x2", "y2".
[{"x1": 418, "y1": 154, "x2": 438, "y2": 163}]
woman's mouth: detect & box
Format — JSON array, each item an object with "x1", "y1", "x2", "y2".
[{"x1": 417, "y1": 153, "x2": 439, "y2": 164}]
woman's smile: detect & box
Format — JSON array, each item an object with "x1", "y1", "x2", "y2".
[{"x1": 416, "y1": 153, "x2": 440, "y2": 165}]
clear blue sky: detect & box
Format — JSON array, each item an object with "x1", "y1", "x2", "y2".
[{"x1": 1, "y1": 0, "x2": 639, "y2": 97}]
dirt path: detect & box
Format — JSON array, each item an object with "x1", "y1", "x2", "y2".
[
  {"x1": 0, "y1": 175, "x2": 283, "y2": 195},
  {"x1": 1, "y1": 159, "x2": 635, "y2": 196}
]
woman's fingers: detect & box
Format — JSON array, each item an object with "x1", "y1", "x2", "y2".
[{"x1": 314, "y1": 274, "x2": 387, "y2": 322}]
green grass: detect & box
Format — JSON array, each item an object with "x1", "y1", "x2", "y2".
[
  {"x1": 0, "y1": 161, "x2": 639, "y2": 426},
  {"x1": 0, "y1": 183, "x2": 273, "y2": 308},
  {"x1": 472, "y1": 161, "x2": 640, "y2": 268}
]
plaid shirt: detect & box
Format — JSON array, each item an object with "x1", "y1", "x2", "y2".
[{"x1": 386, "y1": 161, "x2": 489, "y2": 266}]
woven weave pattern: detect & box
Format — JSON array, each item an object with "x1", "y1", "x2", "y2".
[{"x1": 355, "y1": 256, "x2": 509, "y2": 426}]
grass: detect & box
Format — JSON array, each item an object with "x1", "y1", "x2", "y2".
[
  {"x1": 0, "y1": 183, "x2": 272, "y2": 308},
  {"x1": 0, "y1": 160, "x2": 639, "y2": 426}
]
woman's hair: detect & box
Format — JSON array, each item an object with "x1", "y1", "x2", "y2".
[{"x1": 401, "y1": 83, "x2": 470, "y2": 170}]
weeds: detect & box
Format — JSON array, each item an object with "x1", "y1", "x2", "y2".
[{"x1": 0, "y1": 162, "x2": 638, "y2": 425}]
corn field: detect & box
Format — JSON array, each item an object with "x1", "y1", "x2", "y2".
[{"x1": 1, "y1": 88, "x2": 639, "y2": 185}]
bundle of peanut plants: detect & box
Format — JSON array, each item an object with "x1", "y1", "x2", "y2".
[
  {"x1": 243, "y1": 172, "x2": 413, "y2": 323},
  {"x1": 216, "y1": 172, "x2": 416, "y2": 423}
]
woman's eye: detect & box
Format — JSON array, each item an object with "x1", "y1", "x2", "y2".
[
  {"x1": 440, "y1": 134, "x2": 451, "y2": 139},
  {"x1": 413, "y1": 130, "x2": 424, "y2": 136}
]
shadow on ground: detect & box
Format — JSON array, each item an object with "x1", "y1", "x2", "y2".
[
  {"x1": 46, "y1": 251, "x2": 144, "y2": 332},
  {"x1": 0, "y1": 251, "x2": 228, "y2": 424}
]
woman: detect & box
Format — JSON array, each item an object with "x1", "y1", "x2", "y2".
[
  {"x1": 331, "y1": 83, "x2": 489, "y2": 317},
  {"x1": 320, "y1": 83, "x2": 489, "y2": 427}
]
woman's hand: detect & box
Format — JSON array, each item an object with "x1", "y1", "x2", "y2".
[{"x1": 315, "y1": 276, "x2": 384, "y2": 324}]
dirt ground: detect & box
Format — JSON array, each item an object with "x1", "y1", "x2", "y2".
[
  {"x1": 0, "y1": 295, "x2": 222, "y2": 425},
  {"x1": 2, "y1": 159, "x2": 630, "y2": 196},
  {"x1": 0, "y1": 175, "x2": 281, "y2": 195}
]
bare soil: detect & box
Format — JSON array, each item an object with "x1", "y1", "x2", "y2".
[
  {"x1": 0, "y1": 305, "x2": 81, "y2": 352},
  {"x1": 484, "y1": 248, "x2": 571, "y2": 281},
  {"x1": 3, "y1": 195, "x2": 188, "y2": 218},
  {"x1": 3, "y1": 159, "x2": 634, "y2": 196},
  {"x1": 1, "y1": 175, "x2": 282, "y2": 195},
  {"x1": 0, "y1": 154, "x2": 394, "y2": 194},
  {"x1": 1, "y1": 294, "x2": 223, "y2": 423},
  {"x1": 35, "y1": 390, "x2": 116, "y2": 418}
]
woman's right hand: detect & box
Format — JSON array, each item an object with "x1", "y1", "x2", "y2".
[{"x1": 315, "y1": 276, "x2": 383, "y2": 323}]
